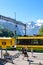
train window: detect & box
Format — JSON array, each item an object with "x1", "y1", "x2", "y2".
[
  {"x1": 17, "y1": 39, "x2": 31, "y2": 45},
  {"x1": 38, "y1": 39, "x2": 43, "y2": 45},
  {"x1": 17, "y1": 39, "x2": 25, "y2": 45},
  {"x1": 17, "y1": 39, "x2": 43, "y2": 45},
  {"x1": 17, "y1": 39, "x2": 20, "y2": 45},
  {"x1": 2, "y1": 42, "x2": 6, "y2": 45},
  {"x1": 31, "y1": 39, "x2": 39, "y2": 45}
]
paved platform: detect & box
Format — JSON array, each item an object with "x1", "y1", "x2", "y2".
[{"x1": 0, "y1": 50, "x2": 43, "y2": 65}]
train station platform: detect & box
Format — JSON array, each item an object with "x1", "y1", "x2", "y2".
[{"x1": 0, "y1": 50, "x2": 43, "y2": 65}]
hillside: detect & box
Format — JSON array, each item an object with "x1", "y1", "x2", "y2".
[{"x1": 0, "y1": 28, "x2": 14, "y2": 37}]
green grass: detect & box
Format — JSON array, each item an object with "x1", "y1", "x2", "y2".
[{"x1": 16, "y1": 47, "x2": 43, "y2": 52}]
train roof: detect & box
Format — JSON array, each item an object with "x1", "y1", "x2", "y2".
[{"x1": 16, "y1": 36, "x2": 43, "y2": 39}]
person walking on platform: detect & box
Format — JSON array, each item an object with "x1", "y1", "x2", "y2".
[{"x1": 22, "y1": 47, "x2": 29, "y2": 60}]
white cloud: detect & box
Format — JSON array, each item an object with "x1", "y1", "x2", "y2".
[
  {"x1": 35, "y1": 23, "x2": 42, "y2": 26},
  {"x1": 36, "y1": 19, "x2": 43, "y2": 23},
  {"x1": 35, "y1": 19, "x2": 43, "y2": 26}
]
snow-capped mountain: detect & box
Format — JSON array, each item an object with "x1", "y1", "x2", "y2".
[
  {"x1": 26, "y1": 21, "x2": 43, "y2": 35},
  {"x1": 0, "y1": 20, "x2": 24, "y2": 35},
  {"x1": 0, "y1": 19, "x2": 43, "y2": 35}
]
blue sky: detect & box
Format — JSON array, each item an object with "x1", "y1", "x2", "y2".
[{"x1": 0, "y1": 0, "x2": 43, "y2": 23}]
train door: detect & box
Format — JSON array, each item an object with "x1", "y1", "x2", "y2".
[{"x1": 2, "y1": 42, "x2": 6, "y2": 49}]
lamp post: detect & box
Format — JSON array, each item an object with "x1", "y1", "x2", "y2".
[{"x1": 24, "y1": 24, "x2": 26, "y2": 36}]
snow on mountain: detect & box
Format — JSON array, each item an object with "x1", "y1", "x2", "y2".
[
  {"x1": 0, "y1": 19, "x2": 24, "y2": 35},
  {"x1": 0, "y1": 19, "x2": 43, "y2": 35},
  {"x1": 26, "y1": 20, "x2": 43, "y2": 35}
]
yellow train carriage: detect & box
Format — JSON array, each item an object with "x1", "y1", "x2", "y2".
[
  {"x1": 0, "y1": 37, "x2": 15, "y2": 49},
  {"x1": 16, "y1": 36, "x2": 43, "y2": 51}
]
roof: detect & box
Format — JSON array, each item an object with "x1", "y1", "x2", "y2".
[{"x1": 0, "y1": 37, "x2": 12, "y2": 39}]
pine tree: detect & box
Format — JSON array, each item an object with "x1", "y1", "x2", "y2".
[{"x1": 38, "y1": 25, "x2": 43, "y2": 35}]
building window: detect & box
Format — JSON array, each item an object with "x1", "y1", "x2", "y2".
[{"x1": 2, "y1": 42, "x2": 6, "y2": 45}]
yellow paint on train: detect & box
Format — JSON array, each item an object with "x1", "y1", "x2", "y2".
[
  {"x1": 0, "y1": 37, "x2": 15, "y2": 49},
  {"x1": 16, "y1": 36, "x2": 43, "y2": 51},
  {"x1": 0, "y1": 36, "x2": 43, "y2": 51}
]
